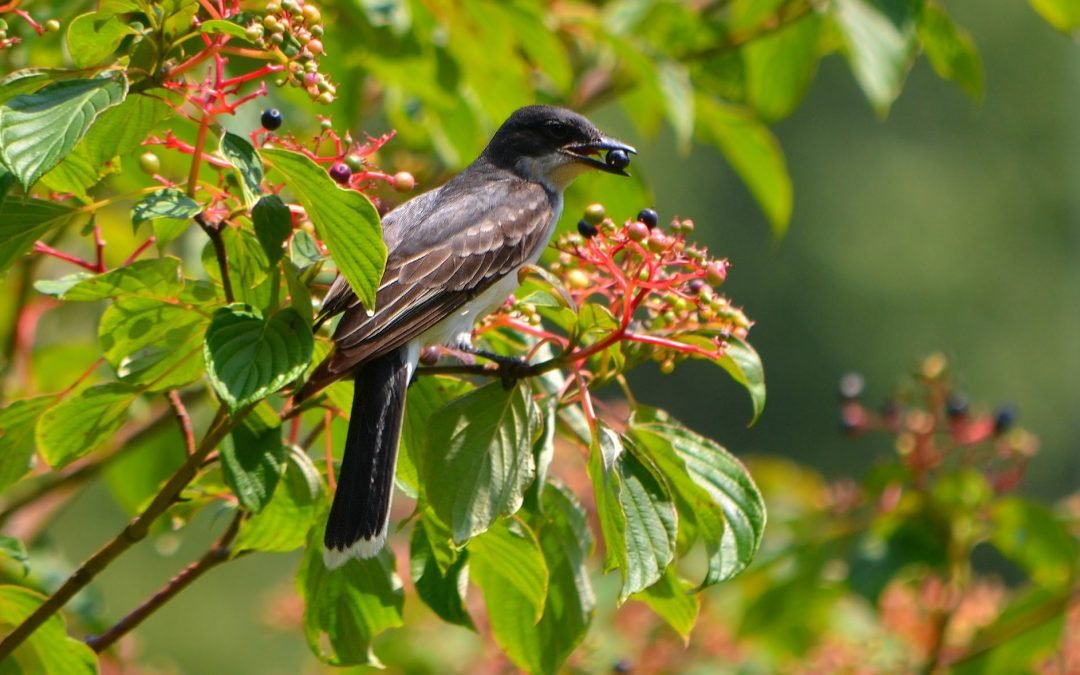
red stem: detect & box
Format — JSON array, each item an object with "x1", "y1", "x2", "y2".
[{"x1": 32, "y1": 242, "x2": 97, "y2": 272}]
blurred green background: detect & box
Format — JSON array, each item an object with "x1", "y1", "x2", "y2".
[{"x1": 39, "y1": 0, "x2": 1079, "y2": 670}]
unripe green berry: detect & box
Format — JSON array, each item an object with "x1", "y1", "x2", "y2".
[
  {"x1": 302, "y1": 5, "x2": 321, "y2": 23},
  {"x1": 317, "y1": 91, "x2": 334, "y2": 104},
  {"x1": 566, "y1": 269, "x2": 591, "y2": 290},
  {"x1": 44, "y1": 19, "x2": 61, "y2": 32},
  {"x1": 245, "y1": 25, "x2": 264, "y2": 41},
  {"x1": 583, "y1": 203, "x2": 605, "y2": 225},
  {"x1": 138, "y1": 151, "x2": 161, "y2": 175},
  {"x1": 659, "y1": 359, "x2": 675, "y2": 375},
  {"x1": 647, "y1": 231, "x2": 668, "y2": 252},
  {"x1": 627, "y1": 220, "x2": 649, "y2": 242}
]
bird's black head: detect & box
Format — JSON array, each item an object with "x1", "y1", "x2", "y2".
[{"x1": 481, "y1": 105, "x2": 637, "y2": 188}]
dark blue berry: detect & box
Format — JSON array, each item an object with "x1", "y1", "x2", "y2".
[
  {"x1": 993, "y1": 404, "x2": 1017, "y2": 434},
  {"x1": 687, "y1": 278, "x2": 706, "y2": 295},
  {"x1": 945, "y1": 393, "x2": 969, "y2": 419},
  {"x1": 261, "y1": 108, "x2": 283, "y2": 130},
  {"x1": 606, "y1": 148, "x2": 630, "y2": 170},
  {"x1": 577, "y1": 219, "x2": 598, "y2": 238},
  {"x1": 637, "y1": 208, "x2": 658, "y2": 229},
  {"x1": 329, "y1": 162, "x2": 352, "y2": 185},
  {"x1": 613, "y1": 659, "x2": 632, "y2": 674}
]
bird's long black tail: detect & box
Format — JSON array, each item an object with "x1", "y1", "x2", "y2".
[{"x1": 323, "y1": 347, "x2": 410, "y2": 568}]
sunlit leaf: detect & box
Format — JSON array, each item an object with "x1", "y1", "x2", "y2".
[
  {"x1": 696, "y1": 95, "x2": 792, "y2": 237},
  {"x1": 37, "y1": 258, "x2": 183, "y2": 301},
  {"x1": 36, "y1": 383, "x2": 139, "y2": 468},
  {"x1": 0, "y1": 396, "x2": 53, "y2": 492},
  {"x1": 264, "y1": 148, "x2": 386, "y2": 309},
  {"x1": 410, "y1": 512, "x2": 475, "y2": 629},
  {"x1": 234, "y1": 447, "x2": 323, "y2": 552},
  {"x1": 203, "y1": 304, "x2": 313, "y2": 411},
  {"x1": 743, "y1": 13, "x2": 823, "y2": 121},
  {"x1": 631, "y1": 566, "x2": 699, "y2": 640},
  {"x1": 0, "y1": 586, "x2": 97, "y2": 674},
  {"x1": 1028, "y1": 0, "x2": 1080, "y2": 32},
  {"x1": 832, "y1": 0, "x2": 919, "y2": 116},
  {"x1": 0, "y1": 199, "x2": 79, "y2": 273},
  {"x1": 629, "y1": 407, "x2": 766, "y2": 586},
  {"x1": 66, "y1": 12, "x2": 136, "y2": 68},
  {"x1": 132, "y1": 188, "x2": 201, "y2": 225},
  {"x1": 421, "y1": 381, "x2": 541, "y2": 543},
  {"x1": 298, "y1": 517, "x2": 404, "y2": 667},
  {"x1": 918, "y1": 3, "x2": 985, "y2": 100},
  {"x1": 717, "y1": 338, "x2": 766, "y2": 425},
  {"x1": 221, "y1": 131, "x2": 264, "y2": 207},
  {"x1": 99, "y1": 297, "x2": 207, "y2": 391},
  {"x1": 221, "y1": 404, "x2": 285, "y2": 512},
  {"x1": 0, "y1": 73, "x2": 127, "y2": 190}
]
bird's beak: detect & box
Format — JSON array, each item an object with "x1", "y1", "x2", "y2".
[{"x1": 562, "y1": 136, "x2": 637, "y2": 176}]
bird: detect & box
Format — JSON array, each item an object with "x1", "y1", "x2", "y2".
[{"x1": 295, "y1": 105, "x2": 636, "y2": 568}]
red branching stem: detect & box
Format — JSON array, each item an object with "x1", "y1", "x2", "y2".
[
  {"x1": 32, "y1": 241, "x2": 97, "y2": 272},
  {"x1": 12, "y1": 299, "x2": 56, "y2": 388},
  {"x1": 195, "y1": 0, "x2": 222, "y2": 20},
  {"x1": 288, "y1": 415, "x2": 301, "y2": 445},
  {"x1": 574, "y1": 369, "x2": 597, "y2": 433},
  {"x1": 122, "y1": 237, "x2": 158, "y2": 266},
  {"x1": 93, "y1": 221, "x2": 107, "y2": 273},
  {"x1": 221, "y1": 64, "x2": 283, "y2": 88},
  {"x1": 186, "y1": 113, "x2": 212, "y2": 198},
  {"x1": 147, "y1": 132, "x2": 232, "y2": 169},
  {"x1": 625, "y1": 332, "x2": 723, "y2": 359},
  {"x1": 13, "y1": 8, "x2": 43, "y2": 34}
]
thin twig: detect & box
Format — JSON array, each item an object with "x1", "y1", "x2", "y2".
[
  {"x1": 86, "y1": 511, "x2": 245, "y2": 653},
  {"x1": 195, "y1": 213, "x2": 234, "y2": 303},
  {"x1": 167, "y1": 390, "x2": 197, "y2": 456},
  {"x1": 0, "y1": 405, "x2": 248, "y2": 660}
]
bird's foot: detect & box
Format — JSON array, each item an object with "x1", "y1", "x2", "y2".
[{"x1": 462, "y1": 347, "x2": 533, "y2": 388}]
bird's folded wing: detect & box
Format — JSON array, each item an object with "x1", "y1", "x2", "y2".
[{"x1": 309, "y1": 177, "x2": 554, "y2": 386}]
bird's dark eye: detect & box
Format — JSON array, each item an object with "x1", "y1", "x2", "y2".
[{"x1": 545, "y1": 121, "x2": 572, "y2": 140}]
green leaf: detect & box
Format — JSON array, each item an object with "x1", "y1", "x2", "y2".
[
  {"x1": 0, "y1": 199, "x2": 79, "y2": 273},
  {"x1": 832, "y1": 0, "x2": 919, "y2": 116},
  {"x1": 696, "y1": 96, "x2": 792, "y2": 237},
  {"x1": 632, "y1": 566, "x2": 699, "y2": 640},
  {"x1": 990, "y1": 498, "x2": 1078, "y2": 591},
  {"x1": 36, "y1": 383, "x2": 138, "y2": 469},
  {"x1": 66, "y1": 12, "x2": 137, "y2": 68},
  {"x1": 0, "y1": 74, "x2": 127, "y2": 190},
  {"x1": 629, "y1": 408, "x2": 766, "y2": 586},
  {"x1": 99, "y1": 297, "x2": 207, "y2": 391},
  {"x1": 0, "y1": 396, "x2": 52, "y2": 492},
  {"x1": 203, "y1": 305, "x2": 313, "y2": 411},
  {"x1": 421, "y1": 381, "x2": 541, "y2": 543},
  {"x1": 0, "y1": 585, "x2": 98, "y2": 674},
  {"x1": 743, "y1": 13, "x2": 823, "y2": 121},
  {"x1": 587, "y1": 424, "x2": 678, "y2": 602},
  {"x1": 298, "y1": 520, "x2": 404, "y2": 667},
  {"x1": 918, "y1": 3, "x2": 984, "y2": 100},
  {"x1": 717, "y1": 338, "x2": 766, "y2": 425},
  {"x1": 410, "y1": 514, "x2": 475, "y2": 629},
  {"x1": 39, "y1": 95, "x2": 171, "y2": 200},
  {"x1": 264, "y1": 148, "x2": 386, "y2": 309},
  {"x1": 399, "y1": 375, "x2": 474, "y2": 496},
  {"x1": 0, "y1": 535, "x2": 29, "y2": 576},
  {"x1": 1029, "y1": 0, "x2": 1080, "y2": 32},
  {"x1": 617, "y1": 444, "x2": 678, "y2": 602},
  {"x1": 220, "y1": 132, "x2": 264, "y2": 207},
  {"x1": 290, "y1": 228, "x2": 323, "y2": 270},
  {"x1": 469, "y1": 518, "x2": 548, "y2": 623},
  {"x1": 215, "y1": 227, "x2": 272, "y2": 308},
  {"x1": 530, "y1": 483, "x2": 596, "y2": 673},
  {"x1": 37, "y1": 258, "x2": 183, "y2": 301},
  {"x1": 0, "y1": 69, "x2": 56, "y2": 105},
  {"x1": 200, "y1": 18, "x2": 252, "y2": 38},
  {"x1": 588, "y1": 424, "x2": 628, "y2": 575},
  {"x1": 235, "y1": 447, "x2": 323, "y2": 552},
  {"x1": 102, "y1": 422, "x2": 186, "y2": 516},
  {"x1": 252, "y1": 195, "x2": 292, "y2": 264},
  {"x1": 132, "y1": 188, "x2": 201, "y2": 225},
  {"x1": 221, "y1": 404, "x2": 285, "y2": 512},
  {"x1": 657, "y1": 60, "x2": 695, "y2": 153},
  {"x1": 524, "y1": 397, "x2": 557, "y2": 512}
]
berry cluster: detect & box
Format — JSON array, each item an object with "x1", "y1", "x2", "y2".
[
  {"x1": 250, "y1": 0, "x2": 336, "y2": 103},
  {"x1": 838, "y1": 354, "x2": 1037, "y2": 492},
  {"x1": 483, "y1": 204, "x2": 752, "y2": 378}
]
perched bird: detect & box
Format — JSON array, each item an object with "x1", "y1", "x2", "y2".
[{"x1": 295, "y1": 105, "x2": 635, "y2": 568}]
